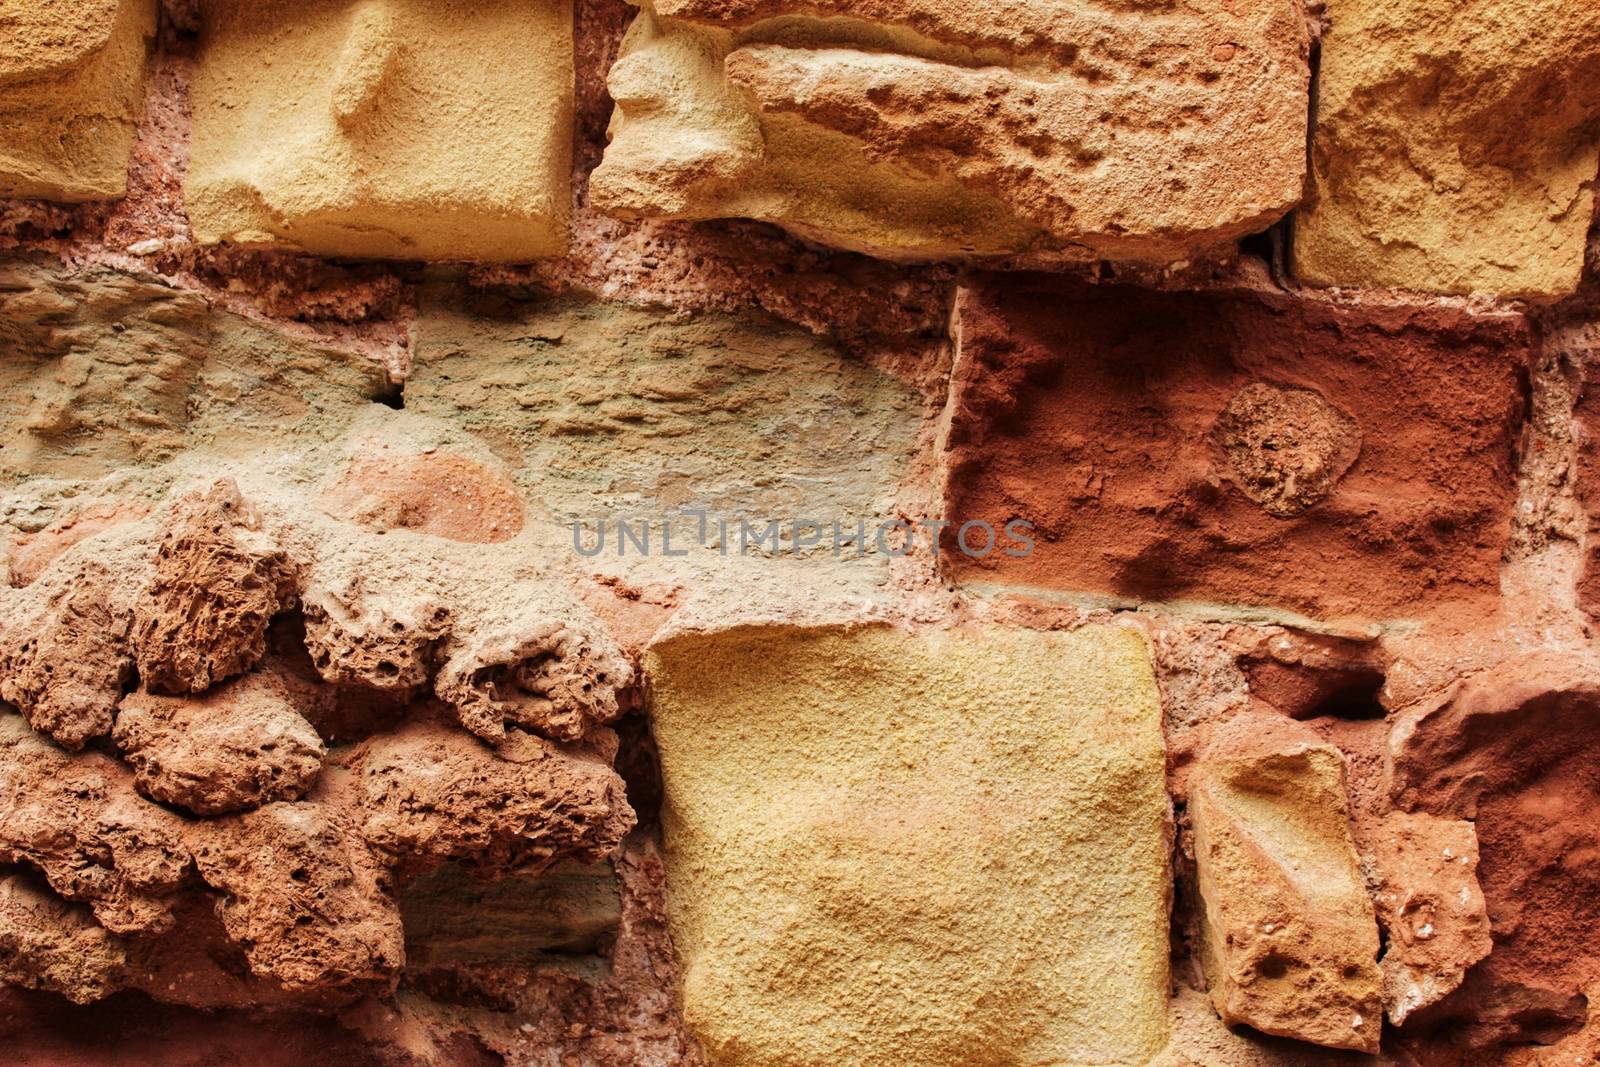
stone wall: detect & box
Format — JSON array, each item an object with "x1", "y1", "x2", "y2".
[{"x1": 0, "y1": 1, "x2": 1598, "y2": 1065}]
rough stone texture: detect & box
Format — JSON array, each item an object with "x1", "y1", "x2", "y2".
[
  {"x1": 1389, "y1": 650, "x2": 1600, "y2": 1048},
  {"x1": 189, "y1": 800, "x2": 405, "y2": 998},
  {"x1": 1365, "y1": 812, "x2": 1493, "y2": 1026},
  {"x1": 0, "y1": 875, "x2": 127, "y2": 1005},
  {"x1": 0, "y1": 715, "x2": 191, "y2": 936},
  {"x1": 647, "y1": 624, "x2": 1172, "y2": 1067},
  {"x1": 1295, "y1": 0, "x2": 1600, "y2": 297},
  {"x1": 355, "y1": 720, "x2": 634, "y2": 876},
  {"x1": 1191, "y1": 714, "x2": 1383, "y2": 1053},
  {"x1": 0, "y1": 0, "x2": 155, "y2": 200},
  {"x1": 943, "y1": 274, "x2": 1530, "y2": 623},
  {"x1": 188, "y1": 0, "x2": 575, "y2": 261},
  {"x1": 132, "y1": 480, "x2": 299, "y2": 695},
  {"x1": 593, "y1": 0, "x2": 1310, "y2": 263},
  {"x1": 112, "y1": 672, "x2": 327, "y2": 816}
]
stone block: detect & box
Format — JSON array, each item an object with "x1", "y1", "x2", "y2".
[
  {"x1": 1294, "y1": 0, "x2": 1600, "y2": 296},
  {"x1": 188, "y1": 0, "x2": 574, "y2": 261},
  {"x1": 942, "y1": 274, "x2": 1529, "y2": 623},
  {"x1": 592, "y1": 0, "x2": 1310, "y2": 263},
  {"x1": 646, "y1": 624, "x2": 1171, "y2": 1067},
  {"x1": 0, "y1": 0, "x2": 155, "y2": 200}
]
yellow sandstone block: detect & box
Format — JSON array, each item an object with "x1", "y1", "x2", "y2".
[
  {"x1": 1295, "y1": 0, "x2": 1600, "y2": 297},
  {"x1": 188, "y1": 0, "x2": 573, "y2": 262},
  {"x1": 0, "y1": 0, "x2": 155, "y2": 201},
  {"x1": 646, "y1": 624, "x2": 1172, "y2": 1067}
]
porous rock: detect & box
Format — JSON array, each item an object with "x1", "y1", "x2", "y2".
[
  {"x1": 1191, "y1": 713, "x2": 1383, "y2": 1054},
  {"x1": 113, "y1": 672, "x2": 327, "y2": 816},
  {"x1": 1295, "y1": 0, "x2": 1600, "y2": 296},
  {"x1": 593, "y1": 0, "x2": 1310, "y2": 263},
  {"x1": 0, "y1": 874, "x2": 128, "y2": 1005},
  {"x1": 132, "y1": 480, "x2": 300, "y2": 695},
  {"x1": 646, "y1": 624, "x2": 1172, "y2": 1067}
]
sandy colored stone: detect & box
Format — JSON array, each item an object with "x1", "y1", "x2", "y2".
[
  {"x1": 646, "y1": 623, "x2": 1171, "y2": 1067},
  {"x1": 943, "y1": 273, "x2": 1529, "y2": 623},
  {"x1": 1365, "y1": 812, "x2": 1492, "y2": 1026},
  {"x1": 188, "y1": 0, "x2": 574, "y2": 261},
  {"x1": 132, "y1": 480, "x2": 300, "y2": 695},
  {"x1": 0, "y1": 0, "x2": 155, "y2": 200},
  {"x1": 0, "y1": 260, "x2": 389, "y2": 483},
  {"x1": 1191, "y1": 714, "x2": 1382, "y2": 1053},
  {"x1": 593, "y1": 0, "x2": 1310, "y2": 263},
  {"x1": 324, "y1": 439, "x2": 526, "y2": 544},
  {"x1": 1294, "y1": 0, "x2": 1600, "y2": 296},
  {"x1": 113, "y1": 672, "x2": 327, "y2": 816}
]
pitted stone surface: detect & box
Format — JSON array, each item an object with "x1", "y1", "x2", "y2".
[
  {"x1": 188, "y1": 0, "x2": 574, "y2": 261},
  {"x1": 646, "y1": 624, "x2": 1171, "y2": 1067},
  {"x1": 592, "y1": 0, "x2": 1310, "y2": 263}
]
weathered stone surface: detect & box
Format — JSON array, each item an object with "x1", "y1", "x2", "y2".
[
  {"x1": 0, "y1": 261, "x2": 389, "y2": 482},
  {"x1": 0, "y1": 551, "x2": 140, "y2": 749},
  {"x1": 1389, "y1": 650, "x2": 1600, "y2": 1047},
  {"x1": 132, "y1": 481, "x2": 300, "y2": 695},
  {"x1": 190, "y1": 801, "x2": 405, "y2": 997},
  {"x1": 0, "y1": 0, "x2": 155, "y2": 200},
  {"x1": 943, "y1": 274, "x2": 1529, "y2": 622},
  {"x1": 1365, "y1": 812, "x2": 1492, "y2": 1026},
  {"x1": 646, "y1": 624, "x2": 1171, "y2": 1067},
  {"x1": 355, "y1": 720, "x2": 634, "y2": 876},
  {"x1": 324, "y1": 438, "x2": 526, "y2": 544},
  {"x1": 188, "y1": 0, "x2": 574, "y2": 261},
  {"x1": 1191, "y1": 714, "x2": 1383, "y2": 1054},
  {"x1": 113, "y1": 672, "x2": 327, "y2": 816},
  {"x1": 409, "y1": 290, "x2": 921, "y2": 524},
  {"x1": 1295, "y1": 0, "x2": 1600, "y2": 296},
  {"x1": 593, "y1": 0, "x2": 1310, "y2": 263},
  {"x1": 0, "y1": 715, "x2": 191, "y2": 936},
  {"x1": 0, "y1": 874, "x2": 128, "y2": 1005}
]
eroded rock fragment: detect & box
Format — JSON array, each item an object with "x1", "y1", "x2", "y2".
[
  {"x1": 1191, "y1": 714, "x2": 1383, "y2": 1053},
  {"x1": 114, "y1": 673, "x2": 327, "y2": 816},
  {"x1": 943, "y1": 274, "x2": 1528, "y2": 621},
  {"x1": 593, "y1": 0, "x2": 1310, "y2": 262},
  {"x1": 0, "y1": 715, "x2": 190, "y2": 935},
  {"x1": 1366, "y1": 812, "x2": 1492, "y2": 1026},
  {"x1": 190, "y1": 801, "x2": 404, "y2": 998},
  {"x1": 188, "y1": 0, "x2": 574, "y2": 260},
  {"x1": 1295, "y1": 0, "x2": 1600, "y2": 296},
  {"x1": 0, "y1": 874, "x2": 128, "y2": 1005},
  {"x1": 355, "y1": 720, "x2": 634, "y2": 876},
  {"x1": 646, "y1": 624, "x2": 1172, "y2": 1067},
  {"x1": 132, "y1": 481, "x2": 299, "y2": 695},
  {"x1": 0, "y1": 0, "x2": 156, "y2": 200}
]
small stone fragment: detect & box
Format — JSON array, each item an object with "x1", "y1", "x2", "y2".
[
  {"x1": 1191, "y1": 714, "x2": 1383, "y2": 1054},
  {"x1": 132, "y1": 481, "x2": 300, "y2": 695},
  {"x1": 113, "y1": 672, "x2": 328, "y2": 816},
  {"x1": 190, "y1": 801, "x2": 405, "y2": 999},
  {"x1": 1366, "y1": 812, "x2": 1493, "y2": 1026}
]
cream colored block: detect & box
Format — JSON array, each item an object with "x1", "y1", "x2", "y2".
[
  {"x1": 188, "y1": 0, "x2": 573, "y2": 261},
  {"x1": 646, "y1": 624, "x2": 1172, "y2": 1067},
  {"x1": 0, "y1": 0, "x2": 155, "y2": 200}
]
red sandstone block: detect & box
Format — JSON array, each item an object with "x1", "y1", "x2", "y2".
[{"x1": 943, "y1": 274, "x2": 1530, "y2": 622}]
